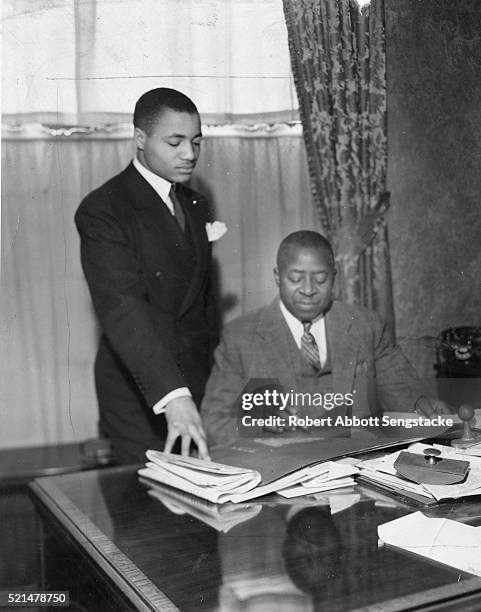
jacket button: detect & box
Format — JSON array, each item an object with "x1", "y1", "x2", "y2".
[{"x1": 155, "y1": 271, "x2": 163, "y2": 279}]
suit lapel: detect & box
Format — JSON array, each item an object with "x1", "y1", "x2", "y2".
[
  {"x1": 255, "y1": 300, "x2": 299, "y2": 391},
  {"x1": 120, "y1": 164, "x2": 191, "y2": 273},
  {"x1": 326, "y1": 302, "x2": 359, "y2": 395},
  {"x1": 176, "y1": 185, "x2": 210, "y2": 316},
  {"x1": 120, "y1": 164, "x2": 210, "y2": 303},
  {"x1": 118, "y1": 164, "x2": 214, "y2": 318},
  {"x1": 255, "y1": 301, "x2": 360, "y2": 404}
]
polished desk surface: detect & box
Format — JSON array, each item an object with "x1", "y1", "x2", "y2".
[
  {"x1": 0, "y1": 439, "x2": 113, "y2": 486},
  {"x1": 30, "y1": 464, "x2": 481, "y2": 612}
]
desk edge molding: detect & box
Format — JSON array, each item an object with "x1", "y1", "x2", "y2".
[{"x1": 29, "y1": 478, "x2": 179, "y2": 612}]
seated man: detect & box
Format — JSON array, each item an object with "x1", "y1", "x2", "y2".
[{"x1": 201, "y1": 230, "x2": 448, "y2": 446}]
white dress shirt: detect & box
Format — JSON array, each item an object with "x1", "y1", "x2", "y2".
[
  {"x1": 132, "y1": 157, "x2": 191, "y2": 413},
  {"x1": 279, "y1": 300, "x2": 327, "y2": 367},
  {"x1": 133, "y1": 157, "x2": 176, "y2": 214}
]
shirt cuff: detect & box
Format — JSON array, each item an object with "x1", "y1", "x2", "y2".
[{"x1": 152, "y1": 388, "x2": 192, "y2": 414}]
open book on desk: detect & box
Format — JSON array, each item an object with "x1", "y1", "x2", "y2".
[
  {"x1": 138, "y1": 432, "x2": 428, "y2": 504},
  {"x1": 357, "y1": 442, "x2": 481, "y2": 507}
]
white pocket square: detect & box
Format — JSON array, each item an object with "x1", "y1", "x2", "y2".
[{"x1": 206, "y1": 221, "x2": 228, "y2": 242}]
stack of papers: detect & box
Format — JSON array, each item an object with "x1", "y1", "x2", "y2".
[
  {"x1": 138, "y1": 450, "x2": 358, "y2": 504},
  {"x1": 357, "y1": 443, "x2": 481, "y2": 505},
  {"x1": 274, "y1": 461, "x2": 358, "y2": 498},
  {"x1": 139, "y1": 452, "x2": 261, "y2": 504}
]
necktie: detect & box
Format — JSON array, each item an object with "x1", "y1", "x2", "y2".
[
  {"x1": 301, "y1": 321, "x2": 321, "y2": 372},
  {"x1": 169, "y1": 185, "x2": 185, "y2": 232}
]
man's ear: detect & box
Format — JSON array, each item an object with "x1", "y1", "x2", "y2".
[
  {"x1": 331, "y1": 264, "x2": 338, "y2": 299},
  {"x1": 134, "y1": 127, "x2": 146, "y2": 150},
  {"x1": 273, "y1": 267, "x2": 280, "y2": 287}
]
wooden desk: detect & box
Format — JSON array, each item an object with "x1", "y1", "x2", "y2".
[
  {"x1": 30, "y1": 466, "x2": 481, "y2": 611},
  {"x1": 0, "y1": 439, "x2": 113, "y2": 487}
]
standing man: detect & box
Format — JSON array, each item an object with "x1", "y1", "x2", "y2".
[{"x1": 76, "y1": 88, "x2": 219, "y2": 463}]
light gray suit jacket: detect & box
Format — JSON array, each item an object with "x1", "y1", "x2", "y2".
[{"x1": 202, "y1": 299, "x2": 427, "y2": 447}]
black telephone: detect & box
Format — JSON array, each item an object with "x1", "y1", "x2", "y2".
[{"x1": 436, "y1": 326, "x2": 481, "y2": 378}]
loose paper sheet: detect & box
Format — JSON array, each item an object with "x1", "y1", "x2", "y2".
[{"x1": 379, "y1": 512, "x2": 481, "y2": 577}]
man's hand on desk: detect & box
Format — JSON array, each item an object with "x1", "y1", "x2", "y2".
[
  {"x1": 164, "y1": 397, "x2": 210, "y2": 460},
  {"x1": 415, "y1": 396, "x2": 453, "y2": 418}
]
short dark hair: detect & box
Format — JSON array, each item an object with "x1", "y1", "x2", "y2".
[
  {"x1": 276, "y1": 230, "x2": 335, "y2": 270},
  {"x1": 133, "y1": 88, "x2": 198, "y2": 133}
]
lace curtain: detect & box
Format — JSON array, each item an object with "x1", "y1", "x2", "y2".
[{"x1": 283, "y1": 0, "x2": 394, "y2": 328}]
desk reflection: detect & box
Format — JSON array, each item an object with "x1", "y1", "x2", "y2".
[
  {"x1": 215, "y1": 491, "x2": 406, "y2": 611},
  {"x1": 144, "y1": 481, "x2": 458, "y2": 611},
  {"x1": 32, "y1": 467, "x2": 481, "y2": 612}
]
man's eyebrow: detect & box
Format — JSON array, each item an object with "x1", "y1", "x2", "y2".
[
  {"x1": 166, "y1": 132, "x2": 203, "y2": 139},
  {"x1": 288, "y1": 267, "x2": 327, "y2": 273}
]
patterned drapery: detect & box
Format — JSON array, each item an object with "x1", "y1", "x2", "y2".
[{"x1": 283, "y1": 0, "x2": 394, "y2": 329}]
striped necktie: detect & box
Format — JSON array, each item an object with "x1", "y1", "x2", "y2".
[
  {"x1": 301, "y1": 321, "x2": 321, "y2": 372},
  {"x1": 169, "y1": 184, "x2": 185, "y2": 232}
]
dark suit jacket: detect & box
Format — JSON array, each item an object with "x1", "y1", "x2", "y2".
[
  {"x1": 75, "y1": 163, "x2": 217, "y2": 462},
  {"x1": 202, "y1": 299, "x2": 428, "y2": 447}
]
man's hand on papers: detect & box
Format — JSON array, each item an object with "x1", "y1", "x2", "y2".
[
  {"x1": 415, "y1": 396, "x2": 453, "y2": 418},
  {"x1": 164, "y1": 397, "x2": 210, "y2": 460}
]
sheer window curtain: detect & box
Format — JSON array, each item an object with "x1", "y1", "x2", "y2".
[
  {"x1": 2, "y1": 0, "x2": 298, "y2": 124},
  {"x1": 1, "y1": 0, "x2": 319, "y2": 448}
]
